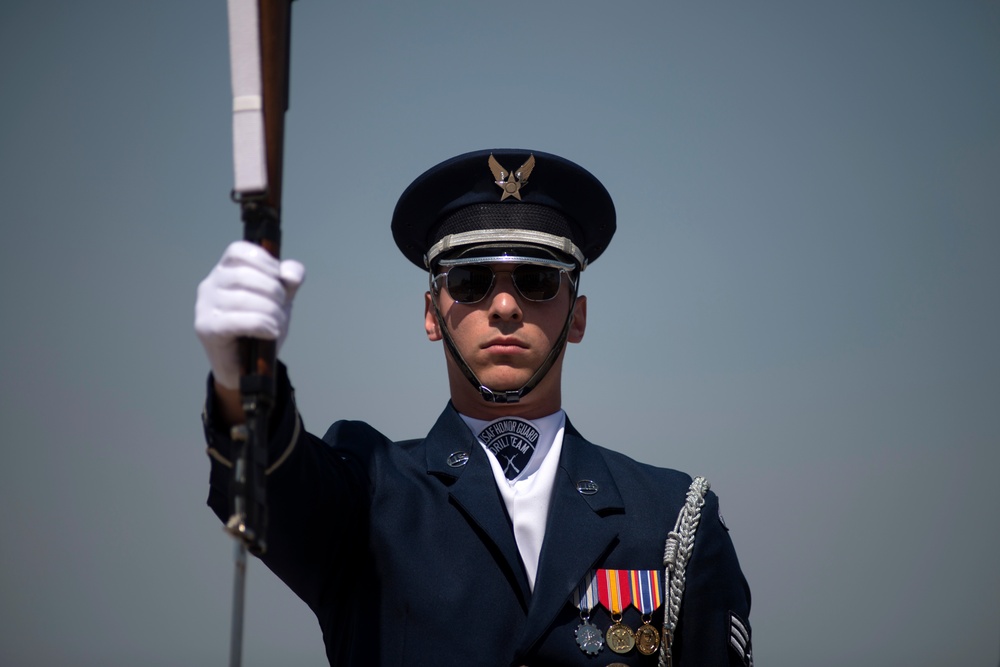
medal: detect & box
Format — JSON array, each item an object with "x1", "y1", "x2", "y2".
[
  {"x1": 597, "y1": 569, "x2": 635, "y2": 654},
  {"x1": 606, "y1": 620, "x2": 636, "y2": 654},
  {"x1": 629, "y1": 569, "x2": 663, "y2": 655},
  {"x1": 575, "y1": 620, "x2": 604, "y2": 655},
  {"x1": 573, "y1": 570, "x2": 603, "y2": 655},
  {"x1": 635, "y1": 623, "x2": 660, "y2": 656}
]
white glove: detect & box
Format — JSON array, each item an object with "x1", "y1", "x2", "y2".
[{"x1": 195, "y1": 240, "x2": 306, "y2": 389}]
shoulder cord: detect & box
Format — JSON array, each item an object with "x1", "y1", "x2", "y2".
[{"x1": 658, "y1": 476, "x2": 710, "y2": 667}]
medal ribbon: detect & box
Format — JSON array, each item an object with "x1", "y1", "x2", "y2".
[
  {"x1": 573, "y1": 570, "x2": 600, "y2": 614},
  {"x1": 629, "y1": 569, "x2": 662, "y2": 614},
  {"x1": 596, "y1": 569, "x2": 632, "y2": 615}
]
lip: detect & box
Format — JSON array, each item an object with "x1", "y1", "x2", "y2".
[{"x1": 482, "y1": 337, "x2": 528, "y2": 352}]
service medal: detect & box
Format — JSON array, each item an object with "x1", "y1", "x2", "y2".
[
  {"x1": 629, "y1": 569, "x2": 663, "y2": 655},
  {"x1": 597, "y1": 569, "x2": 634, "y2": 654},
  {"x1": 635, "y1": 622, "x2": 660, "y2": 656},
  {"x1": 606, "y1": 620, "x2": 636, "y2": 654},
  {"x1": 573, "y1": 570, "x2": 603, "y2": 655},
  {"x1": 575, "y1": 620, "x2": 604, "y2": 655}
]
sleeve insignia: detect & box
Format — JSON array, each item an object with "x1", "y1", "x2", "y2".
[{"x1": 729, "y1": 611, "x2": 753, "y2": 667}]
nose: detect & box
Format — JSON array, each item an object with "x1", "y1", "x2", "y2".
[{"x1": 488, "y1": 272, "x2": 522, "y2": 322}]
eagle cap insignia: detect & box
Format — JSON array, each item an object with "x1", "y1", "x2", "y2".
[{"x1": 488, "y1": 153, "x2": 535, "y2": 201}]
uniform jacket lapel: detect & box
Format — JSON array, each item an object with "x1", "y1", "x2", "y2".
[
  {"x1": 424, "y1": 404, "x2": 532, "y2": 608},
  {"x1": 517, "y1": 418, "x2": 625, "y2": 654},
  {"x1": 423, "y1": 407, "x2": 625, "y2": 652}
]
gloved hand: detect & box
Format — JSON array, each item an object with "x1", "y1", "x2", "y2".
[{"x1": 195, "y1": 240, "x2": 306, "y2": 389}]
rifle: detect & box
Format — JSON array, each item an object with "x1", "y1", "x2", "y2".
[{"x1": 223, "y1": 0, "x2": 294, "y2": 664}]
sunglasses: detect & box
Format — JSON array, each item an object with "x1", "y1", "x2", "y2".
[{"x1": 432, "y1": 262, "x2": 575, "y2": 304}]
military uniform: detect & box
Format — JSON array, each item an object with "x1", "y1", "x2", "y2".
[
  {"x1": 204, "y1": 366, "x2": 751, "y2": 666},
  {"x1": 200, "y1": 149, "x2": 752, "y2": 665}
]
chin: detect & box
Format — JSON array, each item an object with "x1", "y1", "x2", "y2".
[{"x1": 477, "y1": 369, "x2": 534, "y2": 391}]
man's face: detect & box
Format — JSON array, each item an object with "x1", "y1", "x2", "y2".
[{"x1": 424, "y1": 263, "x2": 587, "y2": 414}]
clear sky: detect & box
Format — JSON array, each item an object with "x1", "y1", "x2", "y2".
[{"x1": 1, "y1": 1, "x2": 998, "y2": 665}]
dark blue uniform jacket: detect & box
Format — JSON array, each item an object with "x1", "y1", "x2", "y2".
[{"x1": 205, "y1": 369, "x2": 752, "y2": 666}]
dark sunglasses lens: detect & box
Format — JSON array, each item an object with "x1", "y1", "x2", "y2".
[
  {"x1": 513, "y1": 266, "x2": 562, "y2": 301},
  {"x1": 446, "y1": 265, "x2": 494, "y2": 303}
]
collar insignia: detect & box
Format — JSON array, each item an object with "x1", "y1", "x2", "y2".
[{"x1": 488, "y1": 154, "x2": 535, "y2": 201}]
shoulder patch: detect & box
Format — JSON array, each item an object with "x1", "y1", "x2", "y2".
[{"x1": 728, "y1": 611, "x2": 753, "y2": 667}]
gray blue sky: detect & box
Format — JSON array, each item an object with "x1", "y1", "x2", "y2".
[{"x1": 1, "y1": 1, "x2": 998, "y2": 665}]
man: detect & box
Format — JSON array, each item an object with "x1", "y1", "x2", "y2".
[{"x1": 195, "y1": 149, "x2": 752, "y2": 666}]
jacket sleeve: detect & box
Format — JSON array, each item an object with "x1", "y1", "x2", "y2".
[
  {"x1": 202, "y1": 363, "x2": 376, "y2": 614},
  {"x1": 672, "y1": 489, "x2": 753, "y2": 667}
]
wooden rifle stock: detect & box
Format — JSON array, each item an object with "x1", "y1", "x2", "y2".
[
  {"x1": 224, "y1": 1, "x2": 293, "y2": 665},
  {"x1": 227, "y1": 0, "x2": 293, "y2": 558}
]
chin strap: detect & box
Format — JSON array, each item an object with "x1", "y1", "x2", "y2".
[{"x1": 431, "y1": 275, "x2": 579, "y2": 404}]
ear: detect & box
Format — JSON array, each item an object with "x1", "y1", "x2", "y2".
[
  {"x1": 424, "y1": 292, "x2": 443, "y2": 341},
  {"x1": 567, "y1": 295, "x2": 587, "y2": 344}
]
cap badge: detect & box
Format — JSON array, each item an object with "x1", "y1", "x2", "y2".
[{"x1": 488, "y1": 154, "x2": 535, "y2": 201}]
